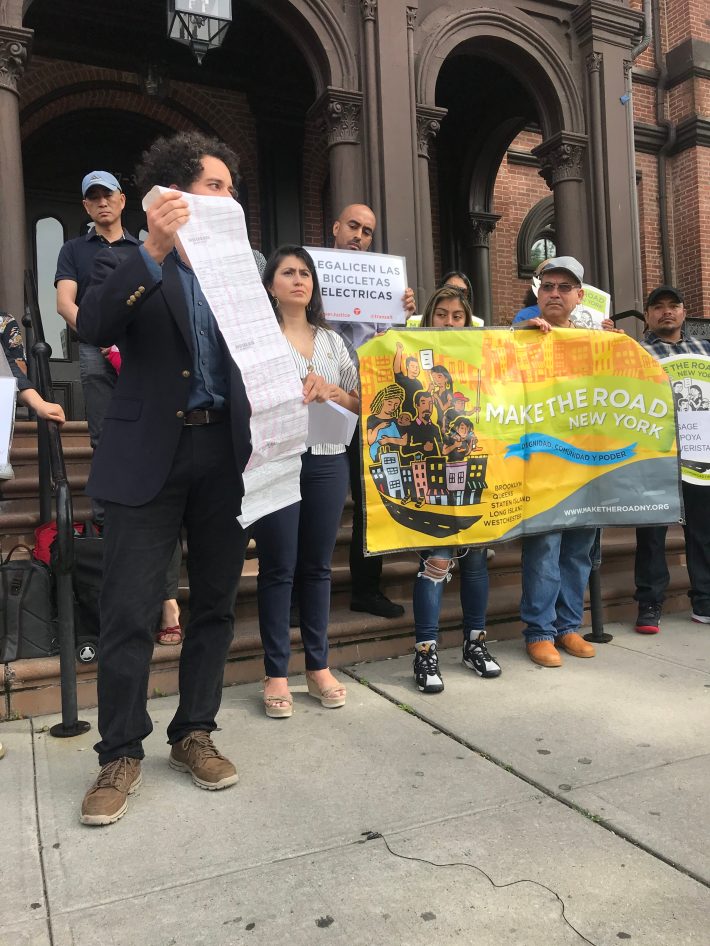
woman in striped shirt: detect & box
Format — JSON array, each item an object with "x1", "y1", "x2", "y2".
[{"x1": 253, "y1": 246, "x2": 359, "y2": 717}]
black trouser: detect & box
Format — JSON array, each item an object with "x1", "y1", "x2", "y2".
[
  {"x1": 94, "y1": 422, "x2": 247, "y2": 765},
  {"x1": 347, "y1": 425, "x2": 382, "y2": 596},
  {"x1": 79, "y1": 342, "x2": 117, "y2": 525},
  {"x1": 634, "y1": 525, "x2": 669, "y2": 606},
  {"x1": 635, "y1": 481, "x2": 710, "y2": 616}
]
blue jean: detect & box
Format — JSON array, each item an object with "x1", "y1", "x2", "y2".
[
  {"x1": 520, "y1": 529, "x2": 596, "y2": 642},
  {"x1": 252, "y1": 451, "x2": 349, "y2": 677},
  {"x1": 413, "y1": 547, "x2": 489, "y2": 644}
]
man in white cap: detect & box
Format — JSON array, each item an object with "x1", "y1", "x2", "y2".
[
  {"x1": 55, "y1": 171, "x2": 139, "y2": 522},
  {"x1": 514, "y1": 256, "x2": 598, "y2": 666}
]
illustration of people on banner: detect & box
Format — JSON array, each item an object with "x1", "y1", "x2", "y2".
[{"x1": 358, "y1": 328, "x2": 682, "y2": 556}]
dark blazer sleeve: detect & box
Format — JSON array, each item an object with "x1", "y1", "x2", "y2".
[{"x1": 77, "y1": 246, "x2": 162, "y2": 347}]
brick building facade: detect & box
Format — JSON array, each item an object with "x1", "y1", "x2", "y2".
[{"x1": 0, "y1": 0, "x2": 706, "y2": 394}]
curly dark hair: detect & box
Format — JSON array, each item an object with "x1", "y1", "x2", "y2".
[
  {"x1": 263, "y1": 245, "x2": 328, "y2": 329},
  {"x1": 135, "y1": 131, "x2": 240, "y2": 195}
]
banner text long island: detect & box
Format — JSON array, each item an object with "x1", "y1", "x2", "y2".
[{"x1": 359, "y1": 329, "x2": 682, "y2": 554}]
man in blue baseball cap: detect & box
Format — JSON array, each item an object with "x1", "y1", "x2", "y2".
[
  {"x1": 80, "y1": 170, "x2": 122, "y2": 197},
  {"x1": 54, "y1": 170, "x2": 139, "y2": 523}
]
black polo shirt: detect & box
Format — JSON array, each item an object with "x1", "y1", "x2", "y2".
[{"x1": 54, "y1": 227, "x2": 140, "y2": 306}]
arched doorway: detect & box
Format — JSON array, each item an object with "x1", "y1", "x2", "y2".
[
  {"x1": 19, "y1": 0, "x2": 337, "y2": 415},
  {"x1": 415, "y1": 8, "x2": 588, "y2": 323}
]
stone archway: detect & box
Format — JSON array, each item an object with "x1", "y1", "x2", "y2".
[
  {"x1": 416, "y1": 7, "x2": 584, "y2": 135},
  {"x1": 412, "y1": 6, "x2": 589, "y2": 321}
]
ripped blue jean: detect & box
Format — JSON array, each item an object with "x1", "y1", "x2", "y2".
[{"x1": 413, "y1": 547, "x2": 489, "y2": 644}]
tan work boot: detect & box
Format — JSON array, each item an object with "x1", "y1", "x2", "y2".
[
  {"x1": 557, "y1": 632, "x2": 596, "y2": 658},
  {"x1": 80, "y1": 757, "x2": 142, "y2": 826},
  {"x1": 526, "y1": 640, "x2": 562, "y2": 667},
  {"x1": 169, "y1": 731, "x2": 238, "y2": 790}
]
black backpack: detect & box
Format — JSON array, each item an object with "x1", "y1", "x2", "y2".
[
  {"x1": 50, "y1": 521, "x2": 102, "y2": 663},
  {"x1": 0, "y1": 545, "x2": 58, "y2": 661}
]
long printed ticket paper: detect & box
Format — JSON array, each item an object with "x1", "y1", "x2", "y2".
[
  {"x1": 359, "y1": 328, "x2": 682, "y2": 555},
  {"x1": 143, "y1": 186, "x2": 306, "y2": 527}
]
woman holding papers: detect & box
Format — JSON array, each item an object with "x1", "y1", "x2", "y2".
[
  {"x1": 252, "y1": 246, "x2": 359, "y2": 717},
  {"x1": 409, "y1": 287, "x2": 501, "y2": 695}
]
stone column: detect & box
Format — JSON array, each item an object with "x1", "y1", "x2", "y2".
[
  {"x1": 360, "y1": 0, "x2": 382, "y2": 245},
  {"x1": 571, "y1": 0, "x2": 645, "y2": 315},
  {"x1": 533, "y1": 131, "x2": 590, "y2": 270},
  {"x1": 406, "y1": 6, "x2": 422, "y2": 298},
  {"x1": 0, "y1": 25, "x2": 32, "y2": 320},
  {"x1": 310, "y1": 88, "x2": 364, "y2": 217},
  {"x1": 416, "y1": 105, "x2": 447, "y2": 300},
  {"x1": 372, "y1": 0, "x2": 421, "y2": 277},
  {"x1": 465, "y1": 212, "x2": 501, "y2": 326}
]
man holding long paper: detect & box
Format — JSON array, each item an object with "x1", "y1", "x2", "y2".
[{"x1": 77, "y1": 132, "x2": 253, "y2": 826}]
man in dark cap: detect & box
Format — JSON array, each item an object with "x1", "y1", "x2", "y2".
[
  {"x1": 634, "y1": 285, "x2": 710, "y2": 633},
  {"x1": 55, "y1": 171, "x2": 139, "y2": 523}
]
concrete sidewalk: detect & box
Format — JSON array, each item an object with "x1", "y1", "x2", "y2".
[{"x1": 2, "y1": 617, "x2": 709, "y2": 946}]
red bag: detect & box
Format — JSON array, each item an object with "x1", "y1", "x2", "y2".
[{"x1": 33, "y1": 521, "x2": 87, "y2": 565}]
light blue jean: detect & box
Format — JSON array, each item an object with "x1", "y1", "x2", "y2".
[
  {"x1": 413, "y1": 547, "x2": 489, "y2": 644},
  {"x1": 520, "y1": 529, "x2": 596, "y2": 642}
]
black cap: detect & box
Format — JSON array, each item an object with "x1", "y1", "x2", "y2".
[{"x1": 645, "y1": 285, "x2": 684, "y2": 308}]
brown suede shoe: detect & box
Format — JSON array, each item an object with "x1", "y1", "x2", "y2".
[
  {"x1": 169, "y1": 731, "x2": 238, "y2": 790},
  {"x1": 80, "y1": 757, "x2": 142, "y2": 826},
  {"x1": 557, "y1": 632, "x2": 596, "y2": 658},
  {"x1": 526, "y1": 640, "x2": 562, "y2": 667}
]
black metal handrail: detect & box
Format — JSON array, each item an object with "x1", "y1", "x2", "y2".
[{"x1": 22, "y1": 270, "x2": 89, "y2": 737}]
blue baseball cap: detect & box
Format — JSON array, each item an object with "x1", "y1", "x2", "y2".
[{"x1": 81, "y1": 171, "x2": 122, "y2": 196}]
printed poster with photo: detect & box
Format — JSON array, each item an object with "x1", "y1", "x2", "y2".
[{"x1": 660, "y1": 354, "x2": 710, "y2": 485}]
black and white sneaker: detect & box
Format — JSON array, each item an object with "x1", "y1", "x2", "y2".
[
  {"x1": 462, "y1": 632, "x2": 502, "y2": 678},
  {"x1": 413, "y1": 641, "x2": 444, "y2": 693}
]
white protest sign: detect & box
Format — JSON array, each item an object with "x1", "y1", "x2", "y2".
[
  {"x1": 305, "y1": 246, "x2": 407, "y2": 326},
  {"x1": 306, "y1": 399, "x2": 358, "y2": 448},
  {"x1": 571, "y1": 284, "x2": 611, "y2": 330},
  {"x1": 678, "y1": 413, "x2": 710, "y2": 464},
  {"x1": 142, "y1": 186, "x2": 307, "y2": 526},
  {"x1": 660, "y1": 353, "x2": 710, "y2": 485}
]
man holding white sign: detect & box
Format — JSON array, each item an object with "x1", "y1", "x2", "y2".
[
  {"x1": 76, "y1": 132, "x2": 252, "y2": 826},
  {"x1": 311, "y1": 204, "x2": 415, "y2": 619},
  {"x1": 634, "y1": 285, "x2": 710, "y2": 633}
]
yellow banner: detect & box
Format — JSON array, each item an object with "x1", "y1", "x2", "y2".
[{"x1": 359, "y1": 328, "x2": 681, "y2": 554}]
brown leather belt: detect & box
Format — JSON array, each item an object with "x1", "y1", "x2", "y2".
[{"x1": 183, "y1": 409, "x2": 226, "y2": 426}]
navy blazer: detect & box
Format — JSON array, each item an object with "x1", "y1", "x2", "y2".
[{"x1": 77, "y1": 247, "x2": 252, "y2": 507}]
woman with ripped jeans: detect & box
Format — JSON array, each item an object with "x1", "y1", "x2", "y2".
[
  {"x1": 409, "y1": 286, "x2": 501, "y2": 693},
  {"x1": 413, "y1": 547, "x2": 500, "y2": 692}
]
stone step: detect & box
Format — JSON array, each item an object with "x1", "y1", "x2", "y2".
[{"x1": 1, "y1": 551, "x2": 691, "y2": 720}]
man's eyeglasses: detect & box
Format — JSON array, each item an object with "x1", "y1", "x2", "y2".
[{"x1": 539, "y1": 281, "x2": 578, "y2": 294}]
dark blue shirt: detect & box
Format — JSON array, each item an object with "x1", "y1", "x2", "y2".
[
  {"x1": 140, "y1": 246, "x2": 228, "y2": 411},
  {"x1": 54, "y1": 227, "x2": 140, "y2": 305}
]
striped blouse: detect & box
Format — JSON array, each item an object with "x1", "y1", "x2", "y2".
[{"x1": 286, "y1": 326, "x2": 359, "y2": 455}]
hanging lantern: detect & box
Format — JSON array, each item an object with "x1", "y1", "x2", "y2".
[{"x1": 167, "y1": 0, "x2": 232, "y2": 65}]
